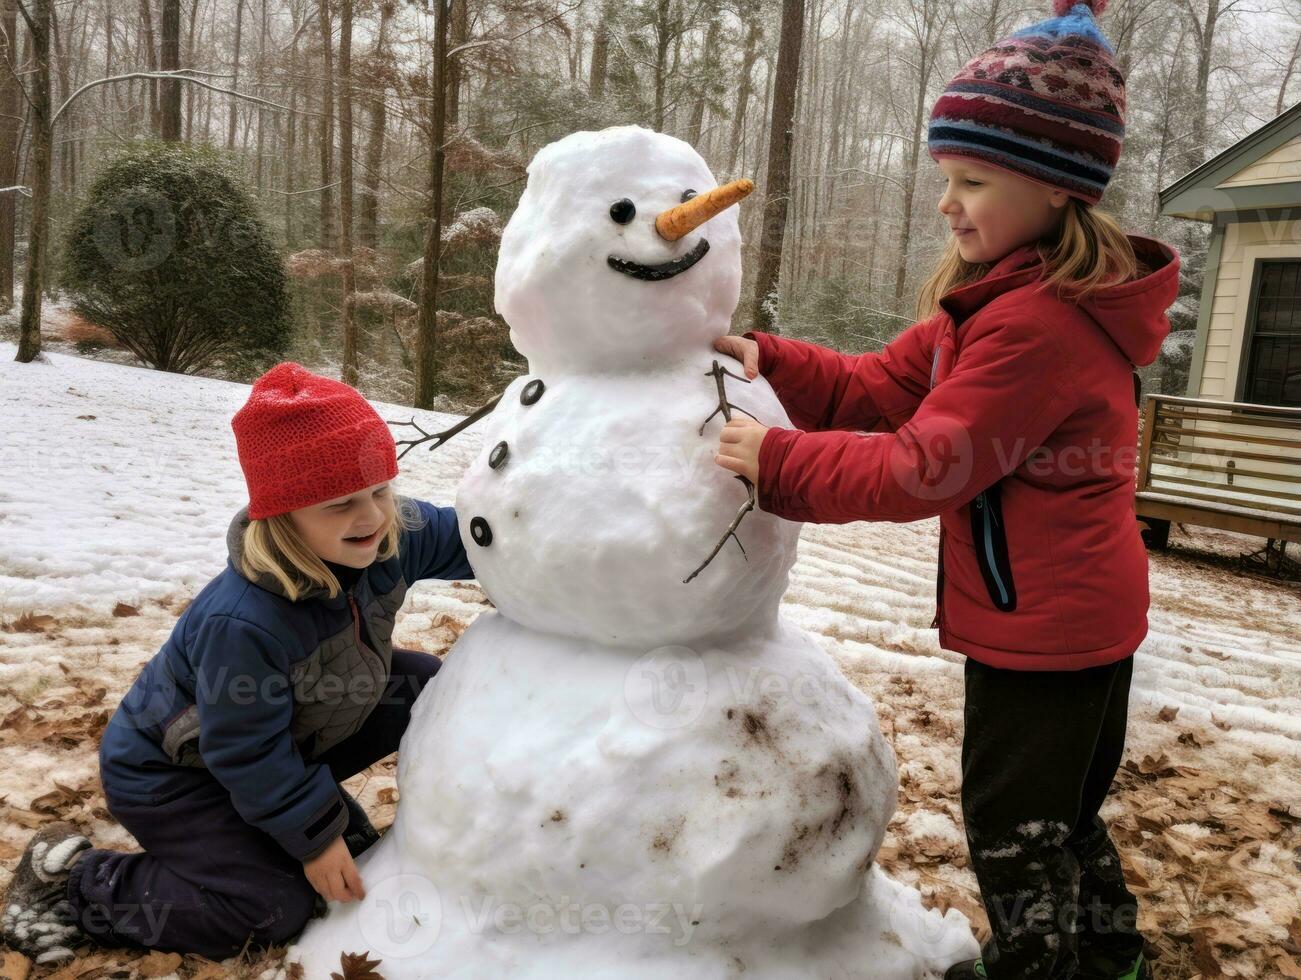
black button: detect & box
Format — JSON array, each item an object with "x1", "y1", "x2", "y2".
[
  {"x1": 470, "y1": 517, "x2": 492, "y2": 547},
  {"x1": 489, "y1": 441, "x2": 509, "y2": 469},
  {"x1": 520, "y1": 379, "x2": 545, "y2": 405}
]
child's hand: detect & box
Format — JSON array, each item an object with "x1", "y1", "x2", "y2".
[
  {"x1": 715, "y1": 416, "x2": 768, "y2": 484},
  {"x1": 712, "y1": 335, "x2": 759, "y2": 379},
  {"x1": 303, "y1": 835, "x2": 366, "y2": 903}
]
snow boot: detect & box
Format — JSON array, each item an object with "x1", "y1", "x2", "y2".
[
  {"x1": 945, "y1": 951, "x2": 1150, "y2": 980},
  {"x1": 1078, "y1": 949, "x2": 1152, "y2": 980},
  {"x1": 339, "y1": 785, "x2": 381, "y2": 859},
  {"x1": 0, "y1": 821, "x2": 93, "y2": 965}
]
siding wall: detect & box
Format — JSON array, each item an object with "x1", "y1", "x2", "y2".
[
  {"x1": 1216, "y1": 135, "x2": 1301, "y2": 188},
  {"x1": 1197, "y1": 222, "x2": 1301, "y2": 400}
]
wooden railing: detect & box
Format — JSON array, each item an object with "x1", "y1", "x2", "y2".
[{"x1": 1135, "y1": 394, "x2": 1301, "y2": 546}]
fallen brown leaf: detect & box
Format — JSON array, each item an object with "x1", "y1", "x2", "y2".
[
  {"x1": 134, "y1": 950, "x2": 182, "y2": 977},
  {"x1": 331, "y1": 949, "x2": 384, "y2": 980},
  {"x1": 2, "y1": 612, "x2": 55, "y2": 633},
  {"x1": 0, "y1": 950, "x2": 31, "y2": 980}
]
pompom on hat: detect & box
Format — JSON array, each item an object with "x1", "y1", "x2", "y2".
[
  {"x1": 927, "y1": 0, "x2": 1125, "y2": 206},
  {"x1": 231, "y1": 362, "x2": 398, "y2": 520}
]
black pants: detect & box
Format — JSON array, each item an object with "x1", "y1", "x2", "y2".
[
  {"x1": 67, "y1": 648, "x2": 441, "y2": 961},
  {"x1": 961, "y1": 655, "x2": 1143, "y2": 980}
]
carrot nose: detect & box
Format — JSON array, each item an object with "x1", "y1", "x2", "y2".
[{"x1": 654, "y1": 178, "x2": 755, "y2": 242}]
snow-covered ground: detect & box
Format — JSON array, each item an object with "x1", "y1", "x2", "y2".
[{"x1": 1, "y1": 343, "x2": 1298, "y2": 978}]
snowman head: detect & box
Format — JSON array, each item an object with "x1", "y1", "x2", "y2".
[{"x1": 495, "y1": 125, "x2": 750, "y2": 374}]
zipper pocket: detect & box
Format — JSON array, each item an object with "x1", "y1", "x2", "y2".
[
  {"x1": 347, "y1": 591, "x2": 382, "y2": 669},
  {"x1": 931, "y1": 526, "x2": 945, "y2": 629},
  {"x1": 970, "y1": 484, "x2": 1017, "y2": 612}
]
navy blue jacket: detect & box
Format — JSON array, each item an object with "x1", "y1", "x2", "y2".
[{"x1": 98, "y1": 496, "x2": 473, "y2": 862}]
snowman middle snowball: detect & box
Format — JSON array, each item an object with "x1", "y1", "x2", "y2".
[{"x1": 459, "y1": 125, "x2": 799, "y2": 649}]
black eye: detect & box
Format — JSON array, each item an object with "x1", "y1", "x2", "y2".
[
  {"x1": 681, "y1": 189, "x2": 697, "y2": 203},
  {"x1": 609, "y1": 199, "x2": 636, "y2": 224}
]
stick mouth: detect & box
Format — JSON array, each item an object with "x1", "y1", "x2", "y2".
[{"x1": 607, "y1": 238, "x2": 710, "y2": 282}]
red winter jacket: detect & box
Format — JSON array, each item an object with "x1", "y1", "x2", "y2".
[{"x1": 745, "y1": 234, "x2": 1180, "y2": 671}]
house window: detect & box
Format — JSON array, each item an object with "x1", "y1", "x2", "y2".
[{"x1": 1242, "y1": 259, "x2": 1301, "y2": 407}]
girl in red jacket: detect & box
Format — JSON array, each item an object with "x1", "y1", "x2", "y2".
[{"x1": 714, "y1": 2, "x2": 1174, "y2": 978}]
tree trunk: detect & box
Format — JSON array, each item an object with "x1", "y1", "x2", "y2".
[
  {"x1": 317, "y1": 0, "x2": 335, "y2": 249},
  {"x1": 0, "y1": 0, "x2": 19, "y2": 311},
  {"x1": 726, "y1": 11, "x2": 760, "y2": 174},
  {"x1": 1187, "y1": 0, "x2": 1218, "y2": 173},
  {"x1": 359, "y1": 1, "x2": 393, "y2": 250},
  {"x1": 1276, "y1": 30, "x2": 1300, "y2": 117},
  {"x1": 338, "y1": 0, "x2": 356, "y2": 385},
  {"x1": 447, "y1": 0, "x2": 466, "y2": 128},
  {"x1": 285, "y1": 4, "x2": 299, "y2": 244},
  {"x1": 687, "y1": 17, "x2": 719, "y2": 147},
  {"x1": 416, "y1": 0, "x2": 450, "y2": 408},
  {"x1": 184, "y1": 0, "x2": 199, "y2": 138},
  {"x1": 254, "y1": 0, "x2": 267, "y2": 187},
  {"x1": 226, "y1": 0, "x2": 242, "y2": 148},
  {"x1": 159, "y1": 0, "x2": 181, "y2": 139},
  {"x1": 589, "y1": 1, "x2": 609, "y2": 99},
  {"x1": 892, "y1": 0, "x2": 943, "y2": 302},
  {"x1": 652, "y1": 0, "x2": 670, "y2": 131},
  {"x1": 750, "y1": 0, "x2": 805, "y2": 332},
  {"x1": 16, "y1": 0, "x2": 51, "y2": 362},
  {"x1": 138, "y1": 0, "x2": 159, "y2": 132}
]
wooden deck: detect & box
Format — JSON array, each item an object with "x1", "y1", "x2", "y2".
[{"x1": 1134, "y1": 394, "x2": 1301, "y2": 552}]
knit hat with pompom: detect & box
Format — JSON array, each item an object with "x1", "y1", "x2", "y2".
[
  {"x1": 231, "y1": 362, "x2": 398, "y2": 520},
  {"x1": 927, "y1": 0, "x2": 1125, "y2": 206}
]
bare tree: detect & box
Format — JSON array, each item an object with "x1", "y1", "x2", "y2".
[
  {"x1": 751, "y1": 0, "x2": 806, "y2": 331},
  {"x1": 358, "y1": 0, "x2": 392, "y2": 249},
  {"x1": 589, "y1": 0, "x2": 611, "y2": 98},
  {"x1": 317, "y1": 0, "x2": 335, "y2": 248},
  {"x1": 0, "y1": 0, "x2": 20, "y2": 311},
  {"x1": 15, "y1": 0, "x2": 51, "y2": 363},
  {"x1": 226, "y1": 0, "x2": 243, "y2": 147},
  {"x1": 416, "y1": 0, "x2": 451, "y2": 408},
  {"x1": 891, "y1": 0, "x2": 947, "y2": 301},
  {"x1": 1275, "y1": 23, "x2": 1300, "y2": 117},
  {"x1": 1181, "y1": 0, "x2": 1247, "y2": 171},
  {"x1": 160, "y1": 0, "x2": 181, "y2": 139},
  {"x1": 338, "y1": 0, "x2": 356, "y2": 384}
]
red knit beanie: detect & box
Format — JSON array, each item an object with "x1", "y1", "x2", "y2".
[{"x1": 232, "y1": 362, "x2": 398, "y2": 520}]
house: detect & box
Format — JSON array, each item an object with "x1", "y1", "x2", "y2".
[
  {"x1": 1137, "y1": 103, "x2": 1301, "y2": 570},
  {"x1": 1160, "y1": 100, "x2": 1301, "y2": 406}
]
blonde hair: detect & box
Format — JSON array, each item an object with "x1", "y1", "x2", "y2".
[
  {"x1": 914, "y1": 198, "x2": 1141, "y2": 321},
  {"x1": 239, "y1": 492, "x2": 426, "y2": 602}
]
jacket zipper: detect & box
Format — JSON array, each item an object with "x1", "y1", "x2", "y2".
[
  {"x1": 931, "y1": 526, "x2": 945, "y2": 630},
  {"x1": 347, "y1": 590, "x2": 377, "y2": 663},
  {"x1": 971, "y1": 488, "x2": 1017, "y2": 612}
]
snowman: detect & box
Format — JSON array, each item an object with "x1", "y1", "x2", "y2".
[{"x1": 286, "y1": 125, "x2": 977, "y2": 979}]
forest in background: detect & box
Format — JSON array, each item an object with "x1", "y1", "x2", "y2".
[{"x1": 1, "y1": 0, "x2": 1299, "y2": 408}]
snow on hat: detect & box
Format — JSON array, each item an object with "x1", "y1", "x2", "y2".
[
  {"x1": 231, "y1": 362, "x2": 398, "y2": 520},
  {"x1": 926, "y1": 0, "x2": 1125, "y2": 206}
]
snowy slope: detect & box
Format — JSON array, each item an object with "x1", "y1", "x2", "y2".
[{"x1": 1, "y1": 343, "x2": 1299, "y2": 977}]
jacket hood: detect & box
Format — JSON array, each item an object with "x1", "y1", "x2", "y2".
[
  {"x1": 1076, "y1": 236, "x2": 1181, "y2": 366},
  {"x1": 226, "y1": 506, "x2": 344, "y2": 604},
  {"x1": 939, "y1": 234, "x2": 1181, "y2": 367}
]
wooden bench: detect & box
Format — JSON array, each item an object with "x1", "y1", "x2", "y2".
[{"x1": 1135, "y1": 394, "x2": 1301, "y2": 572}]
